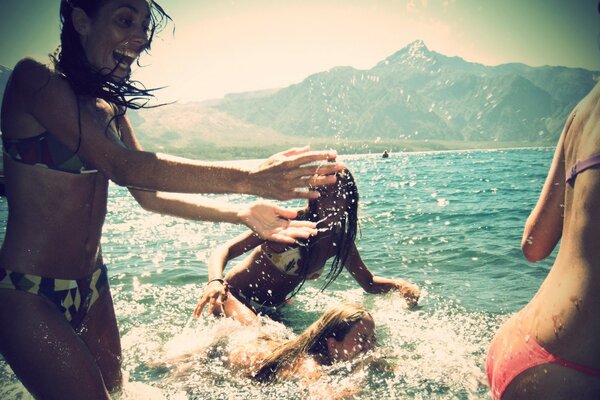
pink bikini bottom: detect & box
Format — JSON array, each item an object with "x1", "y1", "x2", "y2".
[{"x1": 486, "y1": 324, "x2": 600, "y2": 399}]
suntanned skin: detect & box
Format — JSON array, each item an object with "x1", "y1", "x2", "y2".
[
  {"x1": 194, "y1": 176, "x2": 421, "y2": 320},
  {"x1": 489, "y1": 82, "x2": 600, "y2": 399},
  {"x1": 0, "y1": 0, "x2": 343, "y2": 397}
]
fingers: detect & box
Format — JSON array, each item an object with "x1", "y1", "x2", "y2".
[
  {"x1": 273, "y1": 226, "x2": 318, "y2": 242},
  {"x1": 280, "y1": 167, "x2": 339, "y2": 196},
  {"x1": 193, "y1": 298, "x2": 208, "y2": 318},
  {"x1": 306, "y1": 173, "x2": 338, "y2": 187},
  {"x1": 269, "y1": 234, "x2": 296, "y2": 244},
  {"x1": 194, "y1": 286, "x2": 230, "y2": 318},
  {"x1": 284, "y1": 226, "x2": 318, "y2": 239},
  {"x1": 285, "y1": 164, "x2": 342, "y2": 182},
  {"x1": 272, "y1": 204, "x2": 299, "y2": 220},
  {"x1": 291, "y1": 150, "x2": 338, "y2": 166},
  {"x1": 283, "y1": 174, "x2": 337, "y2": 200},
  {"x1": 207, "y1": 299, "x2": 216, "y2": 316},
  {"x1": 286, "y1": 152, "x2": 341, "y2": 170},
  {"x1": 288, "y1": 220, "x2": 317, "y2": 229},
  {"x1": 266, "y1": 224, "x2": 318, "y2": 243},
  {"x1": 406, "y1": 296, "x2": 419, "y2": 308},
  {"x1": 401, "y1": 285, "x2": 420, "y2": 308},
  {"x1": 279, "y1": 146, "x2": 311, "y2": 157}
]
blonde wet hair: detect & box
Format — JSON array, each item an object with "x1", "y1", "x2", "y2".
[{"x1": 252, "y1": 303, "x2": 373, "y2": 383}]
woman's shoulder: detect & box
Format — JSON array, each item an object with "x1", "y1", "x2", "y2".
[
  {"x1": 280, "y1": 356, "x2": 321, "y2": 381},
  {"x1": 11, "y1": 58, "x2": 54, "y2": 85},
  {"x1": 575, "y1": 80, "x2": 600, "y2": 114},
  {"x1": 588, "y1": 81, "x2": 600, "y2": 110},
  {"x1": 8, "y1": 58, "x2": 73, "y2": 101}
]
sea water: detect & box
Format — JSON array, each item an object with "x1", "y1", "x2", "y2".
[{"x1": 0, "y1": 148, "x2": 556, "y2": 399}]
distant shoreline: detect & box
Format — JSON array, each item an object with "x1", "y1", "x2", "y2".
[
  {"x1": 218, "y1": 146, "x2": 555, "y2": 167},
  {"x1": 145, "y1": 139, "x2": 555, "y2": 161}
]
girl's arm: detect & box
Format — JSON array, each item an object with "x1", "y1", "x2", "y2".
[
  {"x1": 345, "y1": 243, "x2": 420, "y2": 307},
  {"x1": 119, "y1": 114, "x2": 318, "y2": 242},
  {"x1": 19, "y1": 59, "x2": 342, "y2": 200},
  {"x1": 521, "y1": 113, "x2": 569, "y2": 262},
  {"x1": 193, "y1": 231, "x2": 265, "y2": 317}
]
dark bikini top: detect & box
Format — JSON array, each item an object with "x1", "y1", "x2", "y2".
[{"x1": 2, "y1": 130, "x2": 97, "y2": 174}]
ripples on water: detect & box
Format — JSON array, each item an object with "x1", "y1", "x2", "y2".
[{"x1": 0, "y1": 149, "x2": 555, "y2": 399}]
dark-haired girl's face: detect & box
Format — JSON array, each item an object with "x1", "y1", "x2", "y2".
[
  {"x1": 78, "y1": 0, "x2": 151, "y2": 81},
  {"x1": 316, "y1": 182, "x2": 349, "y2": 230}
]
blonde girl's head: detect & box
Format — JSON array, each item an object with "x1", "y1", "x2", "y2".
[{"x1": 252, "y1": 303, "x2": 375, "y2": 383}]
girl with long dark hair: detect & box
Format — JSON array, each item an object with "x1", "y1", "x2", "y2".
[{"x1": 194, "y1": 169, "x2": 420, "y2": 324}]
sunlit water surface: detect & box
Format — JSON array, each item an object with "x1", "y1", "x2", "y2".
[{"x1": 0, "y1": 149, "x2": 555, "y2": 399}]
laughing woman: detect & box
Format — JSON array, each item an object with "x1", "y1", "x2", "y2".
[{"x1": 0, "y1": 0, "x2": 343, "y2": 398}]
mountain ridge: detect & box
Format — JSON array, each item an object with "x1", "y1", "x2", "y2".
[
  {"x1": 212, "y1": 40, "x2": 597, "y2": 144},
  {"x1": 0, "y1": 40, "x2": 597, "y2": 159}
]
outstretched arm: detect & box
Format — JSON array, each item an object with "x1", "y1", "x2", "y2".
[
  {"x1": 20, "y1": 59, "x2": 343, "y2": 200},
  {"x1": 345, "y1": 243, "x2": 420, "y2": 307},
  {"x1": 521, "y1": 113, "x2": 569, "y2": 262},
  {"x1": 193, "y1": 231, "x2": 264, "y2": 318},
  {"x1": 130, "y1": 190, "x2": 317, "y2": 242},
  {"x1": 119, "y1": 114, "x2": 317, "y2": 242}
]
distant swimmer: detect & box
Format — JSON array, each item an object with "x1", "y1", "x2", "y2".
[{"x1": 382, "y1": 150, "x2": 390, "y2": 158}]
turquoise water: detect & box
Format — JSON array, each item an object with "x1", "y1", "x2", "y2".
[{"x1": 0, "y1": 148, "x2": 556, "y2": 399}]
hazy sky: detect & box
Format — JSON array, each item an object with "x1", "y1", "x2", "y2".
[{"x1": 1, "y1": 0, "x2": 598, "y2": 102}]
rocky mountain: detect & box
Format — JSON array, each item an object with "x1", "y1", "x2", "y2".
[
  {"x1": 213, "y1": 40, "x2": 598, "y2": 144},
  {"x1": 126, "y1": 103, "x2": 297, "y2": 158},
  {"x1": 1, "y1": 41, "x2": 597, "y2": 156}
]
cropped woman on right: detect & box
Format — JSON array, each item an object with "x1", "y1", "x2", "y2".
[{"x1": 486, "y1": 57, "x2": 600, "y2": 400}]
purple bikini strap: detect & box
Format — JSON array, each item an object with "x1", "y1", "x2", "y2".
[{"x1": 566, "y1": 153, "x2": 600, "y2": 185}]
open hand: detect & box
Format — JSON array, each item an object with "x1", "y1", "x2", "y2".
[
  {"x1": 397, "y1": 280, "x2": 420, "y2": 308},
  {"x1": 238, "y1": 201, "x2": 318, "y2": 243},
  {"x1": 193, "y1": 280, "x2": 228, "y2": 318},
  {"x1": 250, "y1": 146, "x2": 344, "y2": 200}
]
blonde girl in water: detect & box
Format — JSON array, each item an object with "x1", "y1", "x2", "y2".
[{"x1": 171, "y1": 303, "x2": 377, "y2": 398}]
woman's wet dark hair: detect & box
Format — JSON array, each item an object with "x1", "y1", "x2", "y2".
[
  {"x1": 52, "y1": 0, "x2": 172, "y2": 111},
  {"x1": 289, "y1": 169, "x2": 360, "y2": 300}
]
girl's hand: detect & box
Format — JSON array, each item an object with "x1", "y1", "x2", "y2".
[
  {"x1": 193, "y1": 280, "x2": 228, "y2": 318},
  {"x1": 249, "y1": 147, "x2": 344, "y2": 200},
  {"x1": 396, "y1": 280, "x2": 420, "y2": 308},
  {"x1": 238, "y1": 201, "x2": 318, "y2": 243}
]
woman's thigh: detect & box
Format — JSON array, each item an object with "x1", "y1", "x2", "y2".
[
  {"x1": 505, "y1": 363, "x2": 600, "y2": 400},
  {"x1": 223, "y1": 294, "x2": 259, "y2": 325},
  {"x1": 78, "y1": 287, "x2": 123, "y2": 393},
  {"x1": 0, "y1": 289, "x2": 111, "y2": 400}
]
